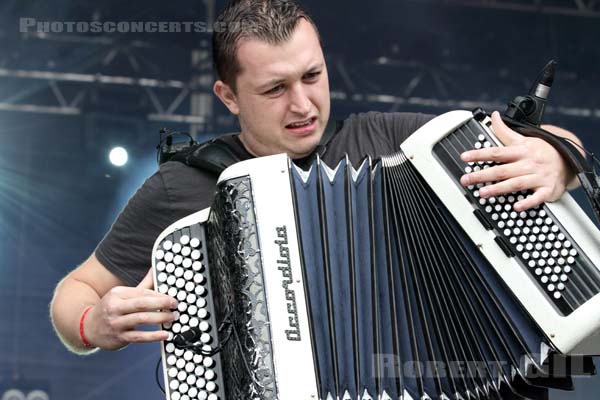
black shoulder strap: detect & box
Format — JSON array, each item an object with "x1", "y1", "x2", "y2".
[
  {"x1": 168, "y1": 134, "x2": 242, "y2": 176},
  {"x1": 170, "y1": 119, "x2": 343, "y2": 176}
]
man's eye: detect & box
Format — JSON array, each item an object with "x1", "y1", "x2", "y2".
[
  {"x1": 304, "y1": 71, "x2": 321, "y2": 80},
  {"x1": 264, "y1": 85, "x2": 284, "y2": 95}
]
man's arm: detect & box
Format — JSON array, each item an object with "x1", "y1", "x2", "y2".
[
  {"x1": 460, "y1": 111, "x2": 585, "y2": 211},
  {"x1": 50, "y1": 253, "x2": 177, "y2": 354}
]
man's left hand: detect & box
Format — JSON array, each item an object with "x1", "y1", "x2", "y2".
[{"x1": 459, "y1": 111, "x2": 575, "y2": 212}]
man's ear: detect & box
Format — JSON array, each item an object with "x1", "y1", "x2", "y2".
[{"x1": 213, "y1": 80, "x2": 240, "y2": 115}]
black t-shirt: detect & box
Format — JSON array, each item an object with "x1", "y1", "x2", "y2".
[{"x1": 96, "y1": 111, "x2": 433, "y2": 285}]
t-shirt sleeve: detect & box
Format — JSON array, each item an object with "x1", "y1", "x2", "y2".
[
  {"x1": 379, "y1": 112, "x2": 435, "y2": 148},
  {"x1": 323, "y1": 111, "x2": 435, "y2": 166},
  {"x1": 95, "y1": 162, "x2": 216, "y2": 286}
]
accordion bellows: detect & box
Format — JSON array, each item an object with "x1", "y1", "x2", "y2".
[{"x1": 153, "y1": 111, "x2": 600, "y2": 400}]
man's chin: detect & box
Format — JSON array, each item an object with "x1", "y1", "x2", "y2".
[{"x1": 286, "y1": 138, "x2": 322, "y2": 159}]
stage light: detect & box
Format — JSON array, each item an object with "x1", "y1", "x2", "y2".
[{"x1": 109, "y1": 146, "x2": 128, "y2": 167}]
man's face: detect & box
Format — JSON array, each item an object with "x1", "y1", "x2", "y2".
[{"x1": 214, "y1": 19, "x2": 330, "y2": 159}]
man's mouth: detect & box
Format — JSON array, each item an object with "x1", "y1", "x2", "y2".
[{"x1": 286, "y1": 117, "x2": 317, "y2": 129}]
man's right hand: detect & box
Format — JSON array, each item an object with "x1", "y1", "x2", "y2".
[{"x1": 84, "y1": 270, "x2": 178, "y2": 350}]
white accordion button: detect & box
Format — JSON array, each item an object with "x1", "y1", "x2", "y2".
[
  {"x1": 553, "y1": 266, "x2": 561, "y2": 274},
  {"x1": 185, "y1": 281, "x2": 195, "y2": 292},
  {"x1": 172, "y1": 323, "x2": 182, "y2": 334},
  {"x1": 180, "y1": 235, "x2": 190, "y2": 245},
  {"x1": 554, "y1": 292, "x2": 562, "y2": 299},
  {"x1": 203, "y1": 357, "x2": 214, "y2": 367},
  {"x1": 195, "y1": 286, "x2": 206, "y2": 296},
  {"x1": 185, "y1": 362, "x2": 195, "y2": 373},
  {"x1": 204, "y1": 369, "x2": 216, "y2": 380},
  {"x1": 178, "y1": 370, "x2": 187, "y2": 381},
  {"x1": 199, "y1": 321, "x2": 210, "y2": 332},
  {"x1": 540, "y1": 263, "x2": 549, "y2": 272},
  {"x1": 200, "y1": 333, "x2": 212, "y2": 344},
  {"x1": 190, "y1": 237, "x2": 200, "y2": 248},
  {"x1": 569, "y1": 248, "x2": 578, "y2": 257},
  {"x1": 192, "y1": 261, "x2": 203, "y2": 271},
  {"x1": 172, "y1": 243, "x2": 182, "y2": 254}
]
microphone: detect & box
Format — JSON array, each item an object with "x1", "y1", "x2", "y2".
[{"x1": 504, "y1": 60, "x2": 557, "y2": 127}]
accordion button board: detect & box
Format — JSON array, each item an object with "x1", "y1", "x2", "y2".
[
  {"x1": 431, "y1": 118, "x2": 600, "y2": 315},
  {"x1": 152, "y1": 210, "x2": 224, "y2": 400}
]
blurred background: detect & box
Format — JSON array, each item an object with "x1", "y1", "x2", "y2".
[{"x1": 0, "y1": 0, "x2": 599, "y2": 399}]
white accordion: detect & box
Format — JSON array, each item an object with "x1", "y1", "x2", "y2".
[{"x1": 152, "y1": 110, "x2": 600, "y2": 400}]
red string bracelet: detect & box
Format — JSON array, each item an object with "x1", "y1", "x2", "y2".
[{"x1": 79, "y1": 305, "x2": 94, "y2": 348}]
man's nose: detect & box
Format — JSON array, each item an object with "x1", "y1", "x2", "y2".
[{"x1": 289, "y1": 85, "x2": 311, "y2": 115}]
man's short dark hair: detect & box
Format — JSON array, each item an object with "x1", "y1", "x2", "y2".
[{"x1": 212, "y1": 0, "x2": 320, "y2": 92}]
